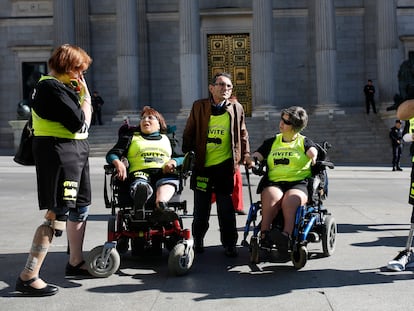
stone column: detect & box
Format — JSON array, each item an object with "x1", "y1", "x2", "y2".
[
  {"x1": 116, "y1": 0, "x2": 139, "y2": 111},
  {"x1": 74, "y1": 0, "x2": 90, "y2": 53},
  {"x1": 376, "y1": 0, "x2": 399, "y2": 104},
  {"x1": 177, "y1": 0, "x2": 201, "y2": 119},
  {"x1": 314, "y1": 0, "x2": 337, "y2": 109},
  {"x1": 137, "y1": 0, "x2": 150, "y2": 105},
  {"x1": 53, "y1": 0, "x2": 75, "y2": 45},
  {"x1": 251, "y1": 0, "x2": 277, "y2": 115}
]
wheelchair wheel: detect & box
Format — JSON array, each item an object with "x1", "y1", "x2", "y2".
[
  {"x1": 249, "y1": 236, "x2": 260, "y2": 264},
  {"x1": 168, "y1": 242, "x2": 194, "y2": 276},
  {"x1": 165, "y1": 235, "x2": 180, "y2": 251},
  {"x1": 291, "y1": 245, "x2": 308, "y2": 270},
  {"x1": 322, "y1": 215, "x2": 337, "y2": 257},
  {"x1": 87, "y1": 245, "x2": 120, "y2": 278}
]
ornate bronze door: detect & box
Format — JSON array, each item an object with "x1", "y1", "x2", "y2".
[{"x1": 207, "y1": 34, "x2": 252, "y2": 116}]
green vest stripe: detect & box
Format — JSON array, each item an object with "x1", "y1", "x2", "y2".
[
  {"x1": 205, "y1": 112, "x2": 232, "y2": 167},
  {"x1": 32, "y1": 75, "x2": 88, "y2": 140},
  {"x1": 267, "y1": 133, "x2": 312, "y2": 182},
  {"x1": 127, "y1": 134, "x2": 172, "y2": 172}
]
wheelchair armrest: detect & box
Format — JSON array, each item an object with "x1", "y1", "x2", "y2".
[
  {"x1": 104, "y1": 164, "x2": 116, "y2": 174},
  {"x1": 180, "y1": 151, "x2": 195, "y2": 179},
  {"x1": 252, "y1": 157, "x2": 266, "y2": 176},
  {"x1": 311, "y1": 160, "x2": 334, "y2": 177},
  {"x1": 319, "y1": 160, "x2": 334, "y2": 169}
]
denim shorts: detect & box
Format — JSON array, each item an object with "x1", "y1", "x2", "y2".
[
  {"x1": 155, "y1": 177, "x2": 180, "y2": 192},
  {"x1": 50, "y1": 205, "x2": 89, "y2": 222}
]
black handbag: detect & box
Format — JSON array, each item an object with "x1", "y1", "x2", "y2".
[{"x1": 13, "y1": 116, "x2": 35, "y2": 166}]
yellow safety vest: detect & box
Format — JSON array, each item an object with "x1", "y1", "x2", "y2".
[
  {"x1": 127, "y1": 134, "x2": 172, "y2": 172},
  {"x1": 32, "y1": 75, "x2": 88, "y2": 139},
  {"x1": 409, "y1": 118, "x2": 414, "y2": 162},
  {"x1": 205, "y1": 112, "x2": 232, "y2": 167},
  {"x1": 267, "y1": 133, "x2": 312, "y2": 182}
]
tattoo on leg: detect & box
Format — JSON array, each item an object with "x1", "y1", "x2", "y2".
[
  {"x1": 24, "y1": 255, "x2": 38, "y2": 272},
  {"x1": 31, "y1": 243, "x2": 48, "y2": 254}
]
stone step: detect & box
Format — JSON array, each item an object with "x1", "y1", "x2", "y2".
[{"x1": 87, "y1": 109, "x2": 406, "y2": 166}]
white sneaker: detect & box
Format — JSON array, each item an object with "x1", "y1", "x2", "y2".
[{"x1": 387, "y1": 250, "x2": 413, "y2": 271}]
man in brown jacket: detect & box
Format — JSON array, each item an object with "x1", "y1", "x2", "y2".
[{"x1": 182, "y1": 72, "x2": 251, "y2": 257}]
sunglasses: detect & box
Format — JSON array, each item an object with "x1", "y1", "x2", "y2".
[{"x1": 281, "y1": 117, "x2": 292, "y2": 125}]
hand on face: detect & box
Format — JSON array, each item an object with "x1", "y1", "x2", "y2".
[{"x1": 57, "y1": 69, "x2": 88, "y2": 95}]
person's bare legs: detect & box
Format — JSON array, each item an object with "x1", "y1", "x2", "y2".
[
  {"x1": 67, "y1": 220, "x2": 87, "y2": 268},
  {"x1": 156, "y1": 184, "x2": 176, "y2": 207},
  {"x1": 281, "y1": 189, "x2": 308, "y2": 234},
  {"x1": 260, "y1": 186, "x2": 283, "y2": 232}
]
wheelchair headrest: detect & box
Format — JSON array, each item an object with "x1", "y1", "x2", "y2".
[{"x1": 118, "y1": 124, "x2": 139, "y2": 137}]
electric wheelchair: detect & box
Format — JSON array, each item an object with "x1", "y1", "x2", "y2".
[
  {"x1": 86, "y1": 151, "x2": 195, "y2": 277},
  {"x1": 242, "y1": 141, "x2": 336, "y2": 269}
]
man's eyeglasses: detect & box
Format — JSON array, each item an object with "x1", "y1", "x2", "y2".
[
  {"x1": 141, "y1": 115, "x2": 158, "y2": 121},
  {"x1": 281, "y1": 117, "x2": 292, "y2": 125},
  {"x1": 214, "y1": 82, "x2": 233, "y2": 89}
]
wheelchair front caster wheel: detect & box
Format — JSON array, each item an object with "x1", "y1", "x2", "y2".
[
  {"x1": 87, "y1": 245, "x2": 120, "y2": 278},
  {"x1": 168, "y1": 243, "x2": 194, "y2": 276},
  {"x1": 291, "y1": 245, "x2": 308, "y2": 270},
  {"x1": 322, "y1": 215, "x2": 337, "y2": 257}
]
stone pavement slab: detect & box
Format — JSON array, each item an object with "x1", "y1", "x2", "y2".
[{"x1": 0, "y1": 157, "x2": 413, "y2": 311}]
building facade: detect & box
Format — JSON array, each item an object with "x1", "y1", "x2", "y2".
[{"x1": 1, "y1": 0, "x2": 414, "y2": 152}]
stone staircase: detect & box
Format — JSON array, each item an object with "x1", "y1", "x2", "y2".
[
  {"x1": 87, "y1": 107, "x2": 410, "y2": 166},
  {"x1": 87, "y1": 113, "x2": 182, "y2": 158},
  {"x1": 246, "y1": 107, "x2": 409, "y2": 166}
]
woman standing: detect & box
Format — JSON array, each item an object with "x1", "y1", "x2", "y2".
[{"x1": 16, "y1": 44, "x2": 93, "y2": 296}]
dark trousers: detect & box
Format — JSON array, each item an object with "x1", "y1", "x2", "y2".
[
  {"x1": 92, "y1": 109, "x2": 103, "y2": 125},
  {"x1": 365, "y1": 98, "x2": 376, "y2": 114},
  {"x1": 192, "y1": 189, "x2": 238, "y2": 247},
  {"x1": 392, "y1": 145, "x2": 403, "y2": 167}
]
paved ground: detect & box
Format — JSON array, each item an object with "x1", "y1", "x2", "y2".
[{"x1": 1, "y1": 156, "x2": 414, "y2": 311}]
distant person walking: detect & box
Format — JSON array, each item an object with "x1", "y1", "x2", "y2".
[{"x1": 364, "y1": 79, "x2": 376, "y2": 114}]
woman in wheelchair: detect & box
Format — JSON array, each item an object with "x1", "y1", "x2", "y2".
[
  {"x1": 106, "y1": 106, "x2": 183, "y2": 220},
  {"x1": 251, "y1": 106, "x2": 318, "y2": 257}
]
